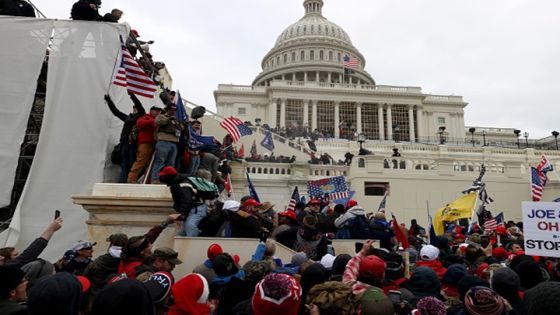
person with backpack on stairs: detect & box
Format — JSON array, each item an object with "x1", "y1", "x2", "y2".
[{"x1": 334, "y1": 200, "x2": 372, "y2": 239}]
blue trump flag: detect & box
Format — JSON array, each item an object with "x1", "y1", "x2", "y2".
[
  {"x1": 260, "y1": 131, "x2": 275, "y2": 151},
  {"x1": 246, "y1": 172, "x2": 260, "y2": 202}
]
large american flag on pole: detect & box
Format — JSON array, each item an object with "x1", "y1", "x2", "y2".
[
  {"x1": 531, "y1": 167, "x2": 544, "y2": 201},
  {"x1": 220, "y1": 116, "x2": 253, "y2": 142},
  {"x1": 112, "y1": 41, "x2": 157, "y2": 98},
  {"x1": 307, "y1": 176, "x2": 349, "y2": 201},
  {"x1": 343, "y1": 55, "x2": 359, "y2": 69}
]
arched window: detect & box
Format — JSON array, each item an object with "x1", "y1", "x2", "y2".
[
  {"x1": 329, "y1": 51, "x2": 333, "y2": 61},
  {"x1": 276, "y1": 56, "x2": 280, "y2": 65},
  {"x1": 301, "y1": 50, "x2": 305, "y2": 60},
  {"x1": 310, "y1": 50, "x2": 315, "y2": 60},
  {"x1": 271, "y1": 59, "x2": 274, "y2": 66},
  {"x1": 292, "y1": 52, "x2": 296, "y2": 61},
  {"x1": 303, "y1": 25, "x2": 307, "y2": 33},
  {"x1": 319, "y1": 50, "x2": 324, "y2": 60},
  {"x1": 337, "y1": 52, "x2": 341, "y2": 62},
  {"x1": 284, "y1": 54, "x2": 287, "y2": 63},
  {"x1": 311, "y1": 24, "x2": 314, "y2": 33}
]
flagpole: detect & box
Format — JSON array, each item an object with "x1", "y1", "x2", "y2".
[
  {"x1": 426, "y1": 200, "x2": 431, "y2": 244},
  {"x1": 107, "y1": 35, "x2": 126, "y2": 94}
]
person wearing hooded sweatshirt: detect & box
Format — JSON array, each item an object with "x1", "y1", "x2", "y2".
[
  {"x1": 83, "y1": 233, "x2": 128, "y2": 312},
  {"x1": 20, "y1": 259, "x2": 55, "y2": 291},
  {"x1": 415, "y1": 245, "x2": 447, "y2": 279},
  {"x1": 369, "y1": 212, "x2": 394, "y2": 250},
  {"x1": 491, "y1": 268, "x2": 528, "y2": 315},
  {"x1": 441, "y1": 264, "x2": 469, "y2": 308},
  {"x1": 92, "y1": 278, "x2": 155, "y2": 315},
  {"x1": 330, "y1": 254, "x2": 351, "y2": 281},
  {"x1": 26, "y1": 272, "x2": 83, "y2": 315},
  {"x1": 193, "y1": 243, "x2": 223, "y2": 284},
  {"x1": 405, "y1": 266, "x2": 443, "y2": 304},
  {"x1": 169, "y1": 273, "x2": 211, "y2": 315},
  {"x1": 216, "y1": 260, "x2": 270, "y2": 315},
  {"x1": 299, "y1": 263, "x2": 329, "y2": 314},
  {"x1": 334, "y1": 200, "x2": 370, "y2": 239},
  {"x1": 0, "y1": 266, "x2": 28, "y2": 315}
]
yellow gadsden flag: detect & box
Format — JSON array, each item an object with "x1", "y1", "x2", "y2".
[{"x1": 433, "y1": 192, "x2": 477, "y2": 235}]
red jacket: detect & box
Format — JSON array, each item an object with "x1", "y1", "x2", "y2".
[
  {"x1": 136, "y1": 114, "x2": 156, "y2": 145},
  {"x1": 415, "y1": 260, "x2": 447, "y2": 279}
]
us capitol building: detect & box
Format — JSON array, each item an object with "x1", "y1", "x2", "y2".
[{"x1": 211, "y1": 0, "x2": 560, "y2": 222}]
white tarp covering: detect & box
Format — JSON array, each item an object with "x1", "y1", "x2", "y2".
[
  {"x1": 1, "y1": 19, "x2": 132, "y2": 260},
  {"x1": 0, "y1": 17, "x2": 54, "y2": 207}
]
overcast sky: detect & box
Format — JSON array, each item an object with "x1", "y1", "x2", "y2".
[{"x1": 34, "y1": 0, "x2": 560, "y2": 138}]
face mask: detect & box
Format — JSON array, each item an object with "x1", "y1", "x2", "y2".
[{"x1": 109, "y1": 246, "x2": 122, "y2": 258}]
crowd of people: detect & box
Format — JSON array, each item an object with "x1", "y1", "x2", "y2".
[{"x1": 2, "y1": 195, "x2": 560, "y2": 315}]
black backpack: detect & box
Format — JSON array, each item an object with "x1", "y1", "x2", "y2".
[{"x1": 348, "y1": 215, "x2": 372, "y2": 239}]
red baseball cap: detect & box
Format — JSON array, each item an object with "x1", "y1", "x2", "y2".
[
  {"x1": 158, "y1": 166, "x2": 177, "y2": 178},
  {"x1": 358, "y1": 255, "x2": 386, "y2": 280},
  {"x1": 207, "y1": 243, "x2": 223, "y2": 260},
  {"x1": 242, "y1": 198, "x2": 261, "y2": 208},
  {"x1": 492, "y1": 247, "x2": 508, "y2": 260},
  {"x1": 346, "y1": 199, "x2": 358, "y2": 208},
  {"x1": 279, "y1": 211, "x2": 297, "y2": 221}
]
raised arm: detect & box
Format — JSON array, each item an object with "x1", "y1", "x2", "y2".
[
  {"x1": 7, "y1": 218, "x2": 63, "y2": 268},
  {"x1": 128, "y1": 93, "x2": 146, "y2": 116},
  {"x1": 104, "y1": 94, "x2": 128, "y2": 121}
]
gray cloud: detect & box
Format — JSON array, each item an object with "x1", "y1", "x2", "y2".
[{"x1": 34, "y1": 0, "x2": 560, "y2": 138}]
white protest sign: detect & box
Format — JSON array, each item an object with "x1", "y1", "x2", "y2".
[{"x1": 522, "y1": 202, "x2": 560, "y2": 257}]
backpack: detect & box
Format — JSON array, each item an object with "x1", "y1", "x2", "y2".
[
  {"x1": 186, "y1": 177, "x2": 219, "y2": 200},
  {"x1": 348, "y1": 215, "x2": 372, "y2": 239}
]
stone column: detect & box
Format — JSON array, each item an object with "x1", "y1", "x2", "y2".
[
  {"x1": 316, "y1": 71, "x2": 320, "y2": 82},
  {"x1": 303, "y1": 100, "x2": 309, "y2": 128},
  {"x1": 269, "y1": 99, "x2": 277, "y2": 127},
  {"x1": 311, "y1": 100, "x2": 318, "y2": 131},
  {"x1": 386, "y1": 104, "x2": 393, "y2": 140},
  {"x1": 280, "y1": 99, "x2": 286, "y2": 127},
  {"x1": 292, "y1": 73, "x2": 296, "y2": 81},
  {"x1": 281, "y1": 74, "x2": 285, "y2": 81},
  {"x1": 327, "y1": 72, "x2": 332, "y2": 83},
  {"x1": 416, "y1": 106, "x2": 423, "y2": 141},
  {"x1": 378, "y1": 104, "x2": 384, "y2": 140},
  {"x1": 408, "y1": 105, "x2": 416, "y2": 142},
  {"x1": 334, "y1": 101, "x2": 340, "y2": 138},
  {"x1": 304, "y1": 72, "x2": 308, "y2": 82},
  {"x1": 356, "y1": 103, "x2": 362, "y2": 134}
]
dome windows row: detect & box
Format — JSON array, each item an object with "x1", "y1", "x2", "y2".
[{"x1": 265, "y1": 48, "x2": 358, "y2": 69}]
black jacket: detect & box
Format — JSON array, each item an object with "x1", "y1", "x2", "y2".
[
  {"x1": 0, "y1": 0, "x2": 35, "y2": 17},
  {"x1": 230, "y1": 211, "x2": 272, "y2": 238},
  {"x1": 106, "y1": 94, "x2": 146, "y2": 145},
  {"x1": 6, "y1": 237, "x2": 48, "y2": 268},
  {"x1": 168, "y1": 174, "x2": 200, "y2": 214},
  {"x1": 70, "y1": 0, "x2": 100, "y2": 21},
  {"x1": 83, "y1": 253, "x2": 120, "y2": 312}
]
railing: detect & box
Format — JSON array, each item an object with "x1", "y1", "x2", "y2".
[
  {"x1": 246, "y1": 163, "x2": 293, "y2": 177},
  {"x1": 309, "y1": 165, "x2": 348, "y2": 177},
  {"x1": 270, "y1": 81, "x2": 423, "y2": 93}
]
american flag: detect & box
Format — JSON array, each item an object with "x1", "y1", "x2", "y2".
[
  {"x1": 343, "y1": 55, "x2": 359, "y2": 69},
  {"x1": 483, "y1": 217, "x2": 498, "y2": 233},
  {"x1": 537, "y1": 155, "x2": 553, "y2": 186},
  {"x1": 113, "y1": 42, "x2": 157, "y2": 98},
  {"x1": 220, "y1": 116, "x2": 253, "y2": 142},
  {"x1": 531, "y1": 167, "x2": 544, "y2": 201},
  {"x1": 307, "y1": 176, "x2": 349, "y2": 200},
  {"x1": 286, "y1": 187, "x2": 300, "y2": 212}
]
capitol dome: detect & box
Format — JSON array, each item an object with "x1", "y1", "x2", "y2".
[{"x1": 253, "y1": 0, "x2": 375, "y2": 86}]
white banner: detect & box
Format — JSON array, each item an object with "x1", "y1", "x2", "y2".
[
  {"x1": 0, "y1": 17, "x2": 54, "y2": 207},
  {"x1": 1, "y1": 20, "x2": 129, "y2": 261},
  {"x1": 522, "y1": 202, "x2": 560, "y2": 258}
]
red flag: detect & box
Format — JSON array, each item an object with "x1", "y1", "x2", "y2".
[
  {"x1": 237, "y1": 144, "x2": 245, "y2": 158},
  {"x1": 392, "y1": 215, "x2": 410, "y2": 249},
  {"x1": 224, "y1": 174, "x2": 233, "y2": 196}
]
